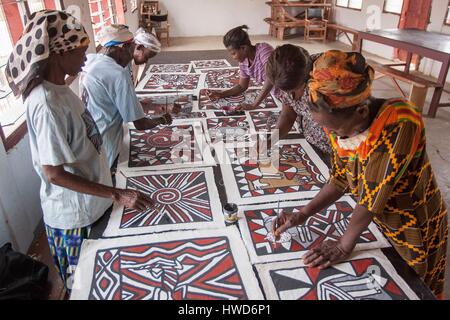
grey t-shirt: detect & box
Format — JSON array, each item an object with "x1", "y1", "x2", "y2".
[{"x1": 25, "y1": 81, "x2": 113, "y2": 229}]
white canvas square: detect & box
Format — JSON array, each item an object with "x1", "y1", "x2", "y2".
[
  {"x1": 146, "y1": 63, "x2": 193, "y2": 74},
  {"x1": 255, "y1": 250, "x2": 419, "y2": 300},
  {"x1": 237, "y1": 196, "x2": 390, "y2": 264},
  {"x1": 71, "y1": 227, "x2": 264, "y2": 300},
  {"x1": 215, "y1": 139, "x2": 330, "y2": 205},
  {"x1": 117, "y1": 121, "x2": 215, "y2": 173},
  {"x1": 103, "y1": 167, "x2": 225, "y2": 236},
  {"x1": 136, "y1": 72, "x2": 205, "y2": 92},
  {"x1": 191, "y1": 59, "x2": 232, "y2": 70}
]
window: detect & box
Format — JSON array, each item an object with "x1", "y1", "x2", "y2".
[
  {"x1": 383, "y1": 0, "x2": 404, "y2": 15},
  {"x1": 0, "y1": 1, "x2": 27, "y2": 151},
  {"x1": 0, "y1": 0, "x2": 62, "y2": 151},
  {"x1": 89, "y1": 0, "x2": 118, "y2": 44},
  {"x1": 335, "y1": 0, "x2": 363, "y2": 10},
  {"x1": 445, "y1": 1, "x2": 450, "y2": 25},
  {"x1": 27, "y1": 0, "x2": 45, "y2": 13}
]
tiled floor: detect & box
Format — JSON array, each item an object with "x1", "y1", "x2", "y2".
[{"x1": 28, "y1": 35, "x2": 450, "y2": 300}]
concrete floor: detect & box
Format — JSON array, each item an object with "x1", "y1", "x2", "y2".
[{"x1": 163, "y1": 35, "x2": 450, "y2": 299}]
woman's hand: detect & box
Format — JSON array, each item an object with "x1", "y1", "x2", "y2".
[
  {"x1": 272, "y1": 209, "x2": 309, "y2": 239},
  {"x1": 234, "y1": 103, "x2": 257, "y2": 111},
  {"x1": 303, "y1": 239, "x2": 352, "y2": 269},
  {"x1": 205, "y1": 89, "x2": 223, "y2": 101},
  {"x1": 113, "y1": 189, "x2": 154, "y2": 211}
]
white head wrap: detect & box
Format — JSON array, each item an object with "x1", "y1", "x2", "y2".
[{"x1": 133, "y1": 27, "x2": 161, "y2": 53}]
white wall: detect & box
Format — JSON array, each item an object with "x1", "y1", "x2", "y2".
[
  {"x1": 0, "y1": 137, "x2": 41, "y2": 253},
  {"x1": 124, "y1": 0, "x2": 140, "y2": 32},
  {"x1": 158, "y1": 0, "x2": 270, "y2": 37},
  {"x1": 332, "y1": 0, "x2": 400, "y2": 59}
]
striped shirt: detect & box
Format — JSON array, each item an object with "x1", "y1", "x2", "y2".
[{"x1": 239, "y1": 42, "x2": 274, "y2": 84}]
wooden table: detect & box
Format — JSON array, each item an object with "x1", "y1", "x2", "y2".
[{"x1": 355, "y1": 29, "x2": 450, "y2": 118}]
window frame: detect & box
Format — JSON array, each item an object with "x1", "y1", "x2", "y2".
[
  {"x1": 89, "y1": 0, "x2": 119, "y2": 44},
  {"x1": 0, "y1": 0, "x2": 63, "y2": 152},
  {"x1": 335, "y1": 0, "x2": 362, "y2": 11},
  {"x1": 383, "y1": 0, "x2": 404, "y2": 15}
]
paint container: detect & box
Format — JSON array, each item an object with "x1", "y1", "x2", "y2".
[{"x1": 223, "y1": 203, "x2": 238, "y2": 224}]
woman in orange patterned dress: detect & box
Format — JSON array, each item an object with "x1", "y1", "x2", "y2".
[{"x1": 273, "y1": 50, "x2": 448, "y2": 298}]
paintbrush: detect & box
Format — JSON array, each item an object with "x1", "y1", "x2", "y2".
[
  {"x1": 165, "y1": 95, "x2": 168, "y2": 114},
  {"x1": 275, "y1": 198, "x2": 281, "y2": 241}
]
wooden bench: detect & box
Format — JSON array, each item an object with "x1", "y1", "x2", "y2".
[
  {"x1": 264, "y1": 1, "x2": 332, "y2": 40},
  {"x1": 264, "y1": 17, "x2": 305, "y2": 40},
  {"x1": 327, "y1": 24, "x2": 360, "y2": 50},
  {"x1": 367, "y1": 59, "x2": 440, "y2": 112}
]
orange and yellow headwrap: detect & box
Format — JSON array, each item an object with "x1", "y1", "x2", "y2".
[{"x1": 308, "y1": 50, "x2": 374, "y2": 109}]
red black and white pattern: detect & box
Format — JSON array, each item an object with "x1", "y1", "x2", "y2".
[
  {"x1": 73, "y1": 228, "x2": 264, "y2": 300},
  {"x1": 191, "y1": 59, "x2": 232, "y2": 70},
  {"x1": 198, "y1": 89, "x2": 278, "y2": 110},
  {"x1": 103, "y1": 168, "x2": 223, "y2": 236},
  {"x1": 138, "y1": 94, "x2": 206, "y2": 119},
  {"x1": 221, "y1": 141, "x2": 328, "y2": 205},
  {"x1": 200, "y1": 68, "x2": 263, "y2": 89},
  {"x1": 256, "y1": 251, "x2": 419, "y2": 300},
  {"x1": 128, "y1": 125, "x2": 201, "y2": 168},
  {"x1": 147, "y1": 63, "x2": 192, "y2": 74},
  {"x1": 120, "y1": 171, "x2": 213, "y2": 229},
  {"x1": 206, "y1": 116, "x2": 250, "y2": 143},
  {"x1": 137, "y1": 73, "x2": 201, "y2": 91},
  {"x1": 238, "y1": 197, "x2": 389, "y2": 263},
  {"x1": 248, "y1": 110, "x2": 299, "y2": 134}
]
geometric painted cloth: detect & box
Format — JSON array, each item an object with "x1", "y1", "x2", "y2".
[
  {"x1": 256, "y1": 250, "x2": 419, "y2": 300},
  {"x1": 198, "y1": 88, "x2": 279, "y2": 110},
  {"x1": 45, "y1": 224, "x2": 91, "y2": 291},
  {"x1": 218, "y1": 139, "x2": 329, "y2": 205},
  {"x1": 136, "y1": 73, "x2": 203, "y2": 92},
  {"x1": 103, "y1": 168, "x2": 224, "y2": 236},
  {"x1": 327, "y1": 98, "x2": 448, "y2": 297},
  {"x1": 238, "y1": 196, "x2": 390, "y2": 264},
  {"x1": 147, "y1": 63, "x2": 193, "y2": 74},
  {"x1": 70, "y1": 227, "x2": 264, "y2": 300},
  {"x1": 191, "y1": 59, "x2": 232, "y2": 70},
  {"x1": 117, "y1": 123, "x2": 214, "y2": 172},
  {"x1": 198, "y1": 67, "x2": 263, "y2": 89}
]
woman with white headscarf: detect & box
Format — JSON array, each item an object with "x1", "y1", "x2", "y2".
[{"x1": 6, "y1": 10, "x2": 154, "y2": 291}]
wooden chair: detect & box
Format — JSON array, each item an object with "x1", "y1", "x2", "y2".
[{"x1": 304, "y1": 7, "x2": 329, "y2": 41}]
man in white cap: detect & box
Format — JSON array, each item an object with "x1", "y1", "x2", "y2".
[{"x1": 80, "y1": 24, "x2": 171, "y2": 183}]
